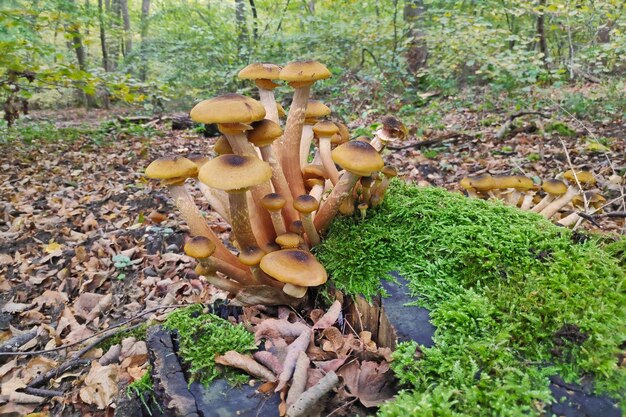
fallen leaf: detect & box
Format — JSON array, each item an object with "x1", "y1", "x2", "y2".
[
  {"x1": 79, "y1": 362, "x2": 119, "y2": 409},
  {"x1": 337, "y1": 360, "x2": 395, "y2": 407}
]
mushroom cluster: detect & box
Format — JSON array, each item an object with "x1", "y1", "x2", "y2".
[
  {"x1": 459, "y1": 170, "x2": 606, "y2": 227},
  {"x1": 145, "y1": 61, "x2": 405, "y2": 306}
]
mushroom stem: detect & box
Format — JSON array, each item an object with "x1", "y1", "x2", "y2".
[
  {"x1": 300, "y1": 212, "x2": 320, "y2": 246},
  {"x1": 167, "y1": 184, "x2": 246, "y2": 271},
  {"x1": 540, "y1": 187, "x2": 579, "y2": 219},
  {"x1": 279, "y1": 85, "x2": 311, "y2": 199},
  {"x1": 268, "y1": 209, "x2": 287, "y2": 235},
  {"x1": 259, "y1": 145, "x2": 299, "y2": 226},
  {"x1": 319, "y1": 136, "x2": 340, "y2": 185},
  {"x1": 520, "y1": 192, "x2": 535, "y2": 210},
  {"x1": 358, "y1": 203, "x2": 368, "y2": 221},
  {"x1": 309, "y1": 182, "x2": 325, "y2": 204},
  {"x1": 372, "y1": 176, "x2": 392, "y2": 203},
  {"x1": 314, "y1": 171, "x2": 360, "y2": 233},
  {"x1": 228, "y1": 191, "x2": 260, "y2": 251},
  {"x1": 202, "y1": 271, "x2": 243, "y2": 294},
  {"x1": 370, "y1": 135, "x2": 385, "y2": 153},
  {"x1": 531, "y1": 195, "x2": 555, "y2": 213},
  {"x1": 258, "y1": 88, "x2": 280, "y2": 124},
  {"x1": 557, "y1": 212, "x2": 581, "y2": 227},
  {"x1": 299, "y1": 124, "x2": 314, "y2": 170},
  {"x1": 196, "y1": 181, "x2": 231, "y2": 223},
  {"x1": 199, "y1": 258, "x2": 253, "y2": 285}
]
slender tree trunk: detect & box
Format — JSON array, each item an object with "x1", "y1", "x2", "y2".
[
  {"x1": 67, "y1": 0, "x2": 96, "y2": 108},
  {"x1": 248, "y1": 0, "x2": 258, "y2": 39},
  {"x1": 404, "y1": 0, "x2": 428, "y2": 74},
  {"x1": 120, "y1": 0, "x2": 132, "y2": 57},
  {"x1": 307, "y1": 0, "x2": 314, "y2": 13},
  {"x1": 109, "y1": 0, "x2": 121, "y2": 70},
  {"x1": 98, "y1": 0, "x2": 110, "y2": 71},
  {"x1": 235, "y1": 0, "x2": 249, "y2": 56},
  {"x1": 84, "y1": 0, "x2": 90, "y2": 58},
  {"x1": 140, "y1": 0, "x2": 151, "y2": 81},
  {"x1": 537, "y1": 0, "x2": 548, "y2": 67}
]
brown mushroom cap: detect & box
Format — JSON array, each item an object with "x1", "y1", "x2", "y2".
[
  {"x1": 563, "y1": 170, "x2": 596, "y2": 186},
  {"x1": 247, "y1": 119, "x2": 283, "y2": 147},
  {"x1": 214, "y1": 136, "x2": 233, "y2": 155},
  {"x1": 145, "y1": 156, "x2": 198, "y2": 184},
  {"x1": 332, "y1": 140, "x2": 384, "y2": 177},
  {"x1": 279, "y1": 61, "x2": 331, "y2": 87},
  {"x1": 313, "y1": 120, "x2": 339, "y2": 137},
  {"x1": 276, "y1": 102, "x2": 286, "y2": 118},
  {"x1": 378, "y1": 116, "x2": 408, "y2": 141},
  {"x1": 188, "y1": 154, "x2": 210, "y2": 170},
  {"x1": 360, "y1": 176, "x2": 375, "y2": 188},
  {"x1": 572, "y1": 192, "x2": 606, "y2": 209},
  {"x1": 542, "y1": 179, "x2": 568, "y2": 195},
  {"x1": 190, "y1": 94, "x2": 266, "y2": 125},
  {"x1": 511, "y1": 175, "x2": 535, "y2": 190},
  {"x1": 305, "y1": 100, "x2": 331, "y2": 123},
  {"x1": 239, "y1": 245, "x2": 265, "y2": 266},
  {"x1": 261, "y1": 193, "x2": 286, "y2": 211},
  {"x1": 302, "y1": 164, "x2": 328, "y2": 181},
  {"x1": 493, "y1": 175, "x2": 520, "y2": 189},
  {"x1": 198, "y1": 154, "x2": 272, "y2": 192},
  {"x1": 260, "y1": 249, "x2": 327, "y2": 287},
  {"x1": 381, "y1": 166, "x2": 397, "y2": 178},
  {"x1": 335, "y1": 122, "x2": 350, "y2": 142},
  {"x1": 294, "y1": 195, "x2": 319, "y2": 214},
  {"x1": 275, "y1": 233, "x2": 301, "y2": 249},
  {"x1": 184, "y1": 236, "x2": 216, "y2": 259},
  {"x1": 290, "y1": 220, "x2": 305, "y2": 235},
  {"x1": 238, "y1": 63, "x2": 281, "y2": 82},
  {"x1": 469, "y1": 174, "x2": 497, "y2": 192}
]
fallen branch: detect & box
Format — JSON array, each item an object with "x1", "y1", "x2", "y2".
[
  {"x1": 579, "y1": 211, "x2": 626, "y2": 228},
  {"x1": 495, "y1": 111, "x2": 550, "y2": 139},
  {"x1": 387, "y1": 131, "x2": 476, "y2": 151},
  {"x1": 0, "y1": 330, "x2": 37, "y2": 354}
]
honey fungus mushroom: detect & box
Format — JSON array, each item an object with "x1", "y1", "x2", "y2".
[
  {"x1": 260, "y1": 249, "x2": 327, "y2": 298},
  {"x1": 238, "y1": 63, "x2": 282, "y2": 123}
]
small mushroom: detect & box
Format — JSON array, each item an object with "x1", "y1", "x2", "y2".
[
  {"x1": 370, "y1": 116, "x2": 408, "y2": 152},
  {"x1": 300, "y1": 100, "x2": 331, "y2": 171},
  {"x1": 314, "y1": 140, "x2": 384, "y2": 233},
  {"x1": 238, "y1": 63, "x2": 282, "y2": 124},
  {"x1": 294, "y1": 195, "x2": 321, "y2": 246},
  {"x1": 261, "y1": 193, "x2": 288, "y2": 235},
  {"x1": 312, "y1": 120, "x2": 340, "y2": 185},
  {"x1": 259, "y1": 249, "x2": 327, "y2": 299},
  {"x1": 214, "y1": 136, "x2": 234, "y2": 155},
  {"x1": 359, "y1": 175, "x2": 376, "y2": 204},
  {"x1": 184, "y1": 236, "x2": 252, "y2": 285},
  {"x1": 540, "y1": 171, "x2": 596, "y2": 219},
  {"x1": 531, "y1": 179, "x2": 568, "y2": 213},
  {"x1": 275, "y1": 232, "x2": 302, "y2": 249},
  {"x1": 371, "y1": 166, "x2": 397, "y2": 204},
  {"x1": 357, "y1": 202, "x2": 368, "y2": 221}
]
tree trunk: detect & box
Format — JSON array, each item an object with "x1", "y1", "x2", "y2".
[
  {"x1": 140, "y1": 0, "x2": 151, "y2": 81},
  {"x1": 307, "y1": 0, "x2": 315, "y2": 13},
  {"x1": 97, "y1": 0, "x2": 110, "y2": 71},
  {"x1": 404, "y1": 0, "x2": 428, "y2": 74},
  {"x1": 235, "y1": 0, "x2": 248, "y2": 56},
  {"x1": 536, "y1": 0, "x2": 548, "y2": 67},
  {"x1": 67, "y1": 0, "x2": 96, "y2": 108},
  {"x1": 248, "y1": 0, "x2": 258, "y2": 39},
  {"x1": 120, "y1": 0, "x2": 132, "y2": 57},
  {"x1": 109, "y1": 0, "x2": 121, "y2": 70}
]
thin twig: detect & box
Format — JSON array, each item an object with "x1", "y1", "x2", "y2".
[
  {"x1": 0, "y1": 304, "x2": 187, "y2": 357},
  {"x1": 387, "y1": 132, "x2": 476, "y2": 150},
  {"x1": 21, "y1": 387, "x2": 65, "y2": 397}
]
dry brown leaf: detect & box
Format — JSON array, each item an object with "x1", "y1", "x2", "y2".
[
  {"x1": 337, "y1": 360, "x2": 395, "y2": 407},
  {"x1": 21, "y1": 356, "x2": 58, "y2": 383},
  {"x1": 0, "y1": 402, "x2": 38, "y2": 417},
  {"x1": 79, "y1": 361, "x2": 119, "y2": 409},
  {"x1": 276, "y1": 330, "x2": 311, "y2": 392},
  {"x1": 255, "y1": 319, "x2": 311, "y2": 342},
  {"x1": 312, "y1": 300, "x2": 342, "y2": 330},
  {"x1": 214, "y1": 351, "x2": 276, "y2": 382},
  {"x1": 119, "y1": 338, "x2": 148, "y2": 369}
]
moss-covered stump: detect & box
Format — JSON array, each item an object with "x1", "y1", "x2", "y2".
[{"x1": 317, "y1": 181, "x2": 625, "y2": 416}]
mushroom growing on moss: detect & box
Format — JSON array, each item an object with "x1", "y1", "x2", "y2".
[{"x1": 260, "y1": 249, "x2": 327, "y2": 299}]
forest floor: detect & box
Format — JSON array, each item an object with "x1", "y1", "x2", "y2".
[{"x1": 0, "y1": 85, "x2": 624, "y2": 415}]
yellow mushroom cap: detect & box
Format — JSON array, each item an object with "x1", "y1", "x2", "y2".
[
  {"x1": 261, "y1": 193, "x2": 286, "y2": 211},
  {"x1": 460, "y1": 177, "x2": 474, "y2": 190},
  {"x1": 302, "y1": 164, "x2": 328, "y2": 181},
  {"x1": 199, "y1": 154, "x2": 272, "y2": 192},
  {"x1": 469, "y1": 174, "x2": 497, "y2": 192},
  {"x1": 239, "y1": 246, "x2": 265, "y2": 266},
  {"x1": 247, "y1": 119, "x2": 283, "y2": 147},
  {"x1": 290, "y1": 220, "x2": 304, "y2": 235},
  {"x1": 188, "y1": 154, "x2": 210, "y2": 170},
  {"x1": 275, "y1": 233, "x2": 301, "y2": 249},
  {"x1": 145, "y1": 156, "x2": 198, "y2": 184},
  {"x1": 279, "y1": 61, "x2": 331, "y2": 87},
  {"x1": 511, "y1": 175, "x2": 534, "y2": 191},
  {"x1": 305, "y1": 178, "x2": 324, "y2": 190},
  {"x1": 313, "y1": 120, "x2": 339, "y2": 138},
  {"x1": 542, "y1": 179, "x2": 568, "y2": 195},
  {"x1": 335, "y1": 122, "x2": 350, "y2": 142},
  {"x1": 332, "y1": 140, "x2": 384, "y2": 177},
  {"x1": 563, "y1": 170, "x2": 596, "y2": 186},
  {"x1": 190, "y1": 94, "x2": 266, "y2": 125},
  {"x1": 214, "y1": 136, "x2": 233, "y2": 155},
  {"x1": 381, "y1": 166, "x2": 397, "y2": 178},
  {"x1": 572, "y1": 192, "x2": 606, "y2": 209},
  {"x1": 184, "y1": 236, "x2": 216, "y2": 259},
  {"x1": 238, "y1": 63, "x2": 281, "y2": 80},
  {"x1": 305, "y1": 100, "x2": 331, "y2": 122},
  {"x1": 260, "y1": 249, "x2": 327, "y2": 287},
  {"x1": 294, "y1": 195, "x2": 319, "y2": 214}
]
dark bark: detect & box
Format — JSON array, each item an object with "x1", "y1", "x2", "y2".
[
  {"x1": 404, "y1": 0, "x2": 428, "y2": 74},
  {"x1": 120, "y1": 0, "x2": 132, "y2": 57},
  {"x1": 67, "y1": 0, "x2": 96, "y2": 108},
  {"x1": 248, "y1": 0, "x2": 258, "y2": 39},
  {"x1": 537, "y1": 0, "x2": 548, "y2": 67},
  {"x1": 235, "y1": 0, "x2": 249, "y2": 55},
  {"x1": 109, "y1": 0, "x2": 121, "y2": 71},
  {"x1": 97, "y1": 0, "x2": 109, "y2": 71},
  {"x1": 140, "y1": 0, "x2": 151, "y2": 81}
]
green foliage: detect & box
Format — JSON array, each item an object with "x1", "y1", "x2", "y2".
[
  {"x1": 163, "y1": 305, "x2": 256, "y2": 385},
  {"x1": 316, "y1": 181, "x2": 625, "y2": 415}
]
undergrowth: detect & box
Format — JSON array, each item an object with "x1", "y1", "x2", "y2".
[
  {"x1": 163, "y1": 304, "x2": 255, "y2": 385},
  {"x1": 317, "y1": 181, "x2": 625, "y2": 416}
]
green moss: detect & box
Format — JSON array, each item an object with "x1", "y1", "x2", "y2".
[
  {"x1": 97, "y1": 323, "x2": 148, "y2": 352},
  {"x1": 126, "y1": 366, "x2": 160, "y2": 415},
  {"x1": 316, "y1": 181, "x2": 625, "y2": 416},
  {"x1": 163, "y1": 305, "x2": 256, "y2": 385}
]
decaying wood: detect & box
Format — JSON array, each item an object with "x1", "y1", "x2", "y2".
[
  {"x1": 344, "y1": 295, "x2": 398, "y2": 350},
  {"x1": 147, "y1": 326, "x2": 200, "y2": 417}
]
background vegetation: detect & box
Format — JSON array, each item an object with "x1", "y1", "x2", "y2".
[{"x1": 1, "y1": 0, "x2": 625, "y2": 125}]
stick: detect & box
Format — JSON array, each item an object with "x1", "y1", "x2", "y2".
[
  {"x1": 387, "y1": 131, "x2": 476, "y2": 151},
  {"x1": 286, "y1": 371, "x2": 340, "y2": 417},
  {"x1": 0, "y1": 330, "x2": 37, "y2": 353}
]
